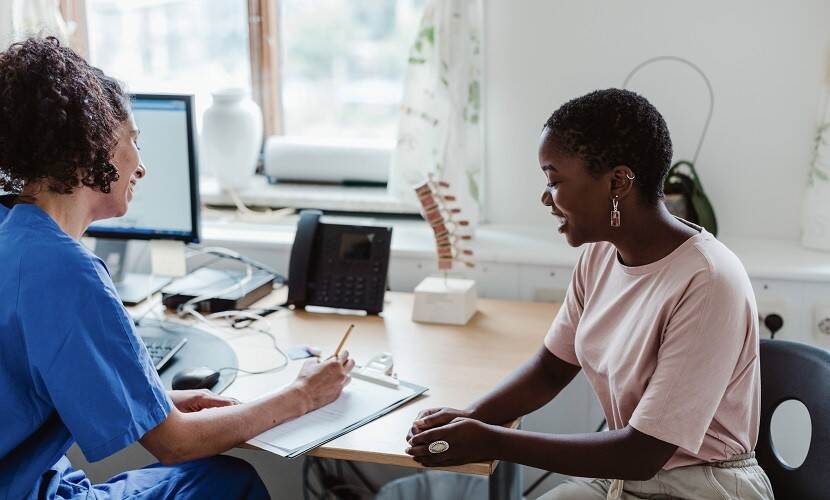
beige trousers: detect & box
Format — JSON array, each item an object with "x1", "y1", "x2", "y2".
[{"x1": 538, "y1": 453, "x2": 774, "y2": 500}]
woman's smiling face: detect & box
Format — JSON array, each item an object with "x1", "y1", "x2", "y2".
[
  {"x1": 538, "y1": 127, "x2": 614, "y2": 247},
  {"x1": 94, "y1": 114, "x2": 146, "y2": 220}
]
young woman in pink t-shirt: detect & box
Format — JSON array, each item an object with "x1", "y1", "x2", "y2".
[{"x1": 405, "y1": 89, "x2": 774, "y2": 499}]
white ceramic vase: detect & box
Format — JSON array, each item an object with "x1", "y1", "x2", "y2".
[{"x1": 201, "y1": 88, "x2": 263, "y2": 191}]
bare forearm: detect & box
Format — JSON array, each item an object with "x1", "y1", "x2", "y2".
[
  {"x1": 143, "y1": 384, "x2": 308, "y2": 463},
  {"x1": 143, "y1": 355, "x2": 354, "y2": 464},
  {"x1": 469, "y1": 347, "x2": 579, "y2": 424},
  {"x1": 491, "y1": 426, "x2": 676, "y2": 480}
]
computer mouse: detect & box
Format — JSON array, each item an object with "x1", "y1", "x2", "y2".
[{"x1": 171, "y1": 366, "x2": 221, "y2": 391}]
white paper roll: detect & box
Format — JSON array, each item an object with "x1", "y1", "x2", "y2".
[{"x1": 264, "y1": 136, "x2": 391, "y2": 184}]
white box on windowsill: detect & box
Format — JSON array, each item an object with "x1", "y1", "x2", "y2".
[{"x1": 412, "y1": 277, "x2": 478, "y2": 325}]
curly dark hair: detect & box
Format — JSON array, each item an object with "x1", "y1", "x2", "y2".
[
  {"x1": 543, "y1": 88, "x2": 673, "y2": 205},
  {"x1": 0, "y1": 37, "x2": 130, "y2": 195}
]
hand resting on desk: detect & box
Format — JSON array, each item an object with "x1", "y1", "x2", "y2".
[
  {"x1": 405, "y1": 411, "x2": 498, "y2": 467},
  {"x1": 168, "y1": 389, "x2": 240, "y2": 413},
  {"x1": 407, "y1": 406, "x2": 473, "y2": 441},
  {"x1": 403, "y1": 347, "x2": 582, "y2": 468}
]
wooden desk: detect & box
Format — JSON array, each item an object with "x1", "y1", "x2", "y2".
[{"x1": 210, "y1": 292, "x2": 557, "y2": 494}]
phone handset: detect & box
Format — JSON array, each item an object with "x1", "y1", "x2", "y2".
[{"x1": 287, "y1": 209, "x2": 323, "y2": 308}]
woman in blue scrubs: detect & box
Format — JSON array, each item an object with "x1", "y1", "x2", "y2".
[{"x1": 0, "y1": 38, "x2": 354, "y2": 499}]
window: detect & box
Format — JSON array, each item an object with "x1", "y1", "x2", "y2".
[
  {"x1": 85, "y1": 0, "x2": 424, "y2": 143},
  {"x1": 86, "y1": 0, "x2": 251, "y2": 126},
  {"x1": 281, "y1": 0, "x2": 424, "y2": 141}
]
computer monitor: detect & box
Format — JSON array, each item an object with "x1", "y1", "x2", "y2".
[
  {"x1": 87, "y1": 94, "x2": 201, "y2": 304},
  {"x1": 87, "y1": 94, "x2": 200, "y2": 241}
]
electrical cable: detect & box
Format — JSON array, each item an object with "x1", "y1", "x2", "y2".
[
  {"x1": 131, "y1": 251, "x2": 224, "y2": 327},
  {"x1": 122, "y1": 246, "x2": 293, "y2": 411},
  {"x1": 303, "y1": 456, "x2": 322, "y2": 500},
  {"x1": 324, "y1": 484, "x2": 371, "y2": 499},
  {"x1": 118, "y1": 241, "x2": 234, "y2": 309},
  {"x1": 345, "y1": 461, "x2": 378, "y2": 495},
  {"x1": 176, "y1": 261, "x2": 254, "y2": 318},
  {"x1": 303, "y1": 457, "x2": 374, "y2": 500},
  {"x1": 136, "y1": 306, "x2": 290, "y2": 381},
  {"x1": 312, "y1": 457, "x2": 330, "y2": 497},
  {"x1": 132, "y1": 245, "x2": 292, "y2": 390},
  {"x1": 174, "y1": 308, "x2": 290, "y2": 392},
  {"x1": 173, "y1": 244, "x2": 285, "y2": 320},
  {"x1": 186, "y1": 244, "x2": 284, "y2": 281},
  {"x1": 622, "y1": 55, "x2": 715, "y2": 166},
  {"x1": 226, "y1": 187, "x2": 297, "y2": 222},
  {"x1": 131, "y1": 295, "x2": 165, "y2": 326}
]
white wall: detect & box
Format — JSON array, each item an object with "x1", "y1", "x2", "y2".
[{"x1": 483, "y1": 0, "x2": 830, "y2": 241}]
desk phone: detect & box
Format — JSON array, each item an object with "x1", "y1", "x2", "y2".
[{"x1": 287, "y1": 210, "x2": 392, "y2": 314}]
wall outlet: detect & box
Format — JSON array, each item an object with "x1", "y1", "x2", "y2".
[
  {"x1": 757, "y1": 299, "x2": 789, "y2": 339},
  {"x1": 812, "y1": 304, "x2": 830, "y2": 348}
]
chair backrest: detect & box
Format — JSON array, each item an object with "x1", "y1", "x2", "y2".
[{"x1": 757, "y1": 339, "x2": 830, "y2": 500}]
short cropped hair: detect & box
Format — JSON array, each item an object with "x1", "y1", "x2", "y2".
[{"x1": 544, "y1": 88, "x2": 673, "y2": 205}]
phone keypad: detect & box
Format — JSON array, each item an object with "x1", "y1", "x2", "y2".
[
  {"x1": 313, "y1": 275, "x2": 382, "y2": 310},
  {"x1": 305, "y1": 225, "x2": 391, "y2": 314}
]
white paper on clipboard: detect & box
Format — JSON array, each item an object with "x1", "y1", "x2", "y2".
[{"x1": 225, "y1": 360, "x2": 427, "y2": 458}]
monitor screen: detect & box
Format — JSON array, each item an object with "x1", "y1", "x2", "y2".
[{"x1": 86, "y1": 94, "x2": 200, "y2": 242}]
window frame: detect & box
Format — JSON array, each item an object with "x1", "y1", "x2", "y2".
[
  {"x1": 59, "y1": 0, "x2": 90, "y2": 58},
  {"x1": 247, "y1": 0, "x2": 283, "y2": 136},
  {"x1": 65, "y1": 0, "x2": 422, "y2": 213},
  {"x1": 68, "y1": 0, "x2": 281, "y2": 135}
]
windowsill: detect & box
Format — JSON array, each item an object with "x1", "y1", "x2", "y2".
[
  {"x1": 199, "y1": 176, "x2": 420, "y2": 215},
  {"x1": 201, "y1": 211, "x2": 830, "y2": 283},
  {"x1": 202, "y1": 213, "x2": 584, "y2": 267}
]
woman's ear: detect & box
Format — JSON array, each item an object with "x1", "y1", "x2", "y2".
[{"x1": 610, "y1": 165, "x2": 636, "y2": 199}]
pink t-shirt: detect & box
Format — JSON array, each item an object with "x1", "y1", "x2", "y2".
[{"x1": 544, "y1": 227, "x2": 761, "y2": 469}]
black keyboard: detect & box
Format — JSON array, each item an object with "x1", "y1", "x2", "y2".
[{"x1": 141, "y1": 337, "x2": 188, "y2": 371}]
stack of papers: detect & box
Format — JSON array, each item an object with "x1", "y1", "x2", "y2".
[
  {"x1": 251, "y1": 377, "x2": 426, "y2": 457},
  {"x1": 225, "y1": 360, "x2": 426, "y2": 458}
]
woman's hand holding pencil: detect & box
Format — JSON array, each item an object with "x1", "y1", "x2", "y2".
[
  {"x1": 290, "y1": 324, "x2": 356, "y2": 412},
  {"x1": 327, "y1": 324, "x2": 354, "y2": 360}
]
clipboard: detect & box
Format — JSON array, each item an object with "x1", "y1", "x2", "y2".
[{"x1": 233, "y1": 358, "x2": 427, "y2": 458}]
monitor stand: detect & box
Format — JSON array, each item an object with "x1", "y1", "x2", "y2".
[{"x1": 95, "y1": 239, "x2": 172, "y2": 305}]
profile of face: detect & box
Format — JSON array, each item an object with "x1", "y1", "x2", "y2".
[
  {"x1": 92, "y1": 114, "x2": 146, "y2": 220},
  {"x1": 538, "y1": 127, "x2": 617, "y2": 247}
]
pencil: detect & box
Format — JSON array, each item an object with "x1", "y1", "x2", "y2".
[{"x1": 330, "y1": 324, "x2": 355, "y2": 359}]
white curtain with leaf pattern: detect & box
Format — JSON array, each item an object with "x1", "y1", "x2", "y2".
[
  {"x1": 802, "y1": 57, "x2": 830, "y2": 251},
  {"x1": 388, "y1": 0, "x2": 484, "y2": 230},
  {"x1": 8, "y1": 0, "x2": 70, "y2": 44}
]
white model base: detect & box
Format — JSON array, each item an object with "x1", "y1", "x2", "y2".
[{"x1": 412, "y1": 277, "x2": 478, "y2": 325}]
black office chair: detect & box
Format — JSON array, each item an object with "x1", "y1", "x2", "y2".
[{"x1": 756, "y1": 339, "x2": 830, "y2": 500}]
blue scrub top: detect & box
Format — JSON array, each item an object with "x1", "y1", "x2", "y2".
[{"x1": 0, "y1": 202, "x2": 171, "y2": 500}]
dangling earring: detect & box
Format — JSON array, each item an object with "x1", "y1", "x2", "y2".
[{"x1": 611, "y1": 195, "x2": 621, "y2": 227}]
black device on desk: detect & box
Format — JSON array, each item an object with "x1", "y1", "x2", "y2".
[
  {"x1": 161, "y1": 267, "x2": 276, "y2": 313},
  {"x1": 136, "y1": 319, "x2": 238, "y2": 393},
  {"x1": 287, "y1": 210, "x2": 392, "y2": 314}
]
